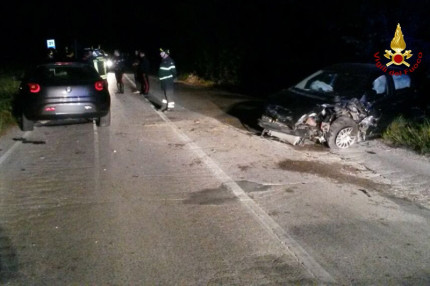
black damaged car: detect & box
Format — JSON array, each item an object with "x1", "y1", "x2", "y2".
[
  {"x1": 16, "y1": 62, "x2": 111, "y2": 131},
  {"x1": 259, "y1": 63, "x2": 425, "y2": 148}
]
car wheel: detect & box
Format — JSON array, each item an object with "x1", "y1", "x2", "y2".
[
  {"x1": 326, "y1": 117, "x2": 358, "y2": 149},
  {"x1": 21, "y1": 113, "x2": 34, "y2": 131},
  {"x1": 97, "y1": 110, "x2": 111, "y2": 127}
]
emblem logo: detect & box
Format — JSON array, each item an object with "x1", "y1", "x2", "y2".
[
  {"x1": 66, "y1": 86, "x2": 72, "y2": 93},
  {"x1": 374, "y1": 23, "x2": 423, "y2": 75},
  {"x1": 384, "y1": 23, "x2": 412, "y2": 67}
]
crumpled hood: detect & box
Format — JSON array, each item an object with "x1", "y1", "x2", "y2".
[{"x1": 261, "y1": 88, "x2": 329, "y2": 126}]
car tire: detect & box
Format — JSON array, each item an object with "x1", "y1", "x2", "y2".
[
  {"x1": 326, "y1": 116, "x2": 358, "y2": 149},
  {"x1": 21, "y1": 113, "x2": 34, "y2": 131},
  {"x1": 97, "y1": 110, "x2": 111, "y2": 127}
]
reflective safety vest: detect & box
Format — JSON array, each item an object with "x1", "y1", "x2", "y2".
[{"x1": 158, "y1": 57, "x2": 177, "y2": 81}]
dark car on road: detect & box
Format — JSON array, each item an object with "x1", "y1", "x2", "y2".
[
  {"x1": 259, "y1": 63, "x2": 425, "y2": 148},
  {"x1": 16, "y1": 62, "x2": 111, "y2": 131}
]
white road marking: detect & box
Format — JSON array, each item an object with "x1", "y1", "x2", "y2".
[
  {"x1": 124, "y1": 74, "x2": 335, "y2": 283},
  {"x1": 93, "y1": 121, "x2": 101, "y2": 192},
  {"x1": 0, "y1": 131, "x2": 31, "y2": 166}
]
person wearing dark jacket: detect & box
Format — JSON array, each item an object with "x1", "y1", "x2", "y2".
[
  {"x1": 137, "y1": 51, "x2": 150, "y2": 95},
  {"x1": 158, "y1": 48, "x2": 176, "y2": 111},
  {"x1": 112, "y1": 49, "x2": 125, "y2": 93},
  {"x1": 132, "y1": 50, "x2": 140, "y2": 93}
]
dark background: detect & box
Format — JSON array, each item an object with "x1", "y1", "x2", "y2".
[{"x1": 2, "y1": 0, "x2": 429, "y2": 94}]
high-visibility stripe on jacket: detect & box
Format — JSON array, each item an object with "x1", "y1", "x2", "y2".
[{"x1": 158, "y1": 57, "x2": 176, "y2": 82}]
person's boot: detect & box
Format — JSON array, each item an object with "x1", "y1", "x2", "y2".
[
  {"x1": 167, "y1": 101, "x2": 175, "y2": 110},
  {"x1": 160, "y1": 99, "x2": 168, "y2": 112}
]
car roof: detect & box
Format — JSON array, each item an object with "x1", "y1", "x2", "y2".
[
  {"x1": 323, "y1": 62, "x2": 406, "y2": 75},
  {"x1": 37, "y1": 62, "x2": 91, "y2": 68},
  {"x1": 323, "y1": 63, "x2": 383, "y2": 74}
]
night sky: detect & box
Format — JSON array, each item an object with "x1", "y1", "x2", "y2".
[{"x1": 3, "y1": 0, "x2": 430, "y2": 91}]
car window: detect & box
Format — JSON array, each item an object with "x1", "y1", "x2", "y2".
[
  {"x1": 295, "y1": 70, "x2": 371, "y2": 98},
  {"x1": 36, "y1": 66, "x2": 99, "y2": 81},
  {"x1": 306, "y1": 72, "x2": 336, "y2": 92},
  {"x1": 392, "y1": 74, "x2": 411, "y2": 91},
  {"x1": 372, "y1": 75, "x2": 387, "y2": 94},
  {"x1": 332, "y1": 72, "x2": 369, "y2": 94}
]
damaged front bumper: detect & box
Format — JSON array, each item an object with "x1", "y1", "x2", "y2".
[{"x1": 259, "y1": 116, "x2": 304, "y2": 145}]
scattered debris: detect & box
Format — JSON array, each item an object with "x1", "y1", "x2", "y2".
[{"x1": 358, "y1": 189, "x2": 371, "y2": 197}]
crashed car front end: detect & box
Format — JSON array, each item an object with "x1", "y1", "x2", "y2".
[
  {"x1": 259, "y1": 104, "x2": 295, "y2": 133},
  {"x1": 259, "y1": 97, "x2": 379, "y2": 147},
  {"x1": 258, "y1": 103, "x2": 319, "y2": 146}
]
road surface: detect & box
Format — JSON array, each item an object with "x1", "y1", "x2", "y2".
[{"x1": 0, "y1": 73, "x2": 429, "y2": 285}]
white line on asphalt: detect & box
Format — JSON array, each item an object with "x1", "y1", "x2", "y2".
[
  {"x1": 124, "y1": 74, "x2": 335, "y2": 283},
  {"x1": 93, "y1": 121, "x2": 101, "y2": 192},
  {"x1": 0, "y1": 131, "x2": 31, "y2": 166}
]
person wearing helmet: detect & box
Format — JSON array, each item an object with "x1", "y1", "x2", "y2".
[{"x1": 158, "y1": 48, "x2": 177, "y2": 111}]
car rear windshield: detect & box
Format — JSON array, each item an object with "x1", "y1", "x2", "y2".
[{"x1": 33, "y1": 65, "x2": 100, "y2": 82}]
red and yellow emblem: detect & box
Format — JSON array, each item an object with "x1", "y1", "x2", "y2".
[{"x1": 384, "y1": 23, "x2": 412, "y2": 67}]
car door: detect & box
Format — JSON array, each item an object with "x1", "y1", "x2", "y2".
[
  {"x1": 390, "y1": 74, "x2": 420, "y2": 117},
  {"x1": 370, "y1": 73, "x2": 418, "y2": 129},
  {"x1": 381, "y1": 74, "x2": 418, "y2": 117},
  {"x1": 364, "y1": 74, "x2": 392, "y2": 130}
]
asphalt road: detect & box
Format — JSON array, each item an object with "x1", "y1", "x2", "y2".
[{"x1": 0, "y1": 73, "x2": 429, "y2": 285}]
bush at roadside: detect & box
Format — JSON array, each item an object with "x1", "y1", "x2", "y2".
[
  {"x1": 383, "y1": 116, "x2": 430, "y2": 155},
  {"x1": 0, "y1": 69, "x2": 21, "y2": 134}
]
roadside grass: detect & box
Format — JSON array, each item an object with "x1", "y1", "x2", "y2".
[
  {"x1": 178, "y1": 72, "x2": 215, "y2": 87},
  {"x1": 382, "y1": 116, "x2": 430, "y2": 154},
  {"x1": 0, "y1": 68, "x2": 21, "y2": 135}
]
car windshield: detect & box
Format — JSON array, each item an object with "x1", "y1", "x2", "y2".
[
  {"x1": 34, "y1": 65, "x2": 99, "y2": 82},
  {"x1": 294, "y1": 70, "x2": 371, "y2": 97}
]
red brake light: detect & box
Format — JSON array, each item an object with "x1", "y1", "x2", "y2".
[
  {"x1": 28, "y1": 83, "x2": 41, "y2": 93},
  {"x1": 95, "y1": 81, "x2": 104, "y2": 91},
  {"x1": 45, "y1": 107, "x2": 56, "y2": 112}
]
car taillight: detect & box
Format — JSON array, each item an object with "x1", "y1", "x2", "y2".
[
  {"x1": 95, "y1": 81, "x2": 104, "y2": 91},
  {"x1": 45, "y1": 106, "x2": 55, "y2": 112},
  {"x1": 28, "y1": 83, "x2": 41, "y2": 93}
]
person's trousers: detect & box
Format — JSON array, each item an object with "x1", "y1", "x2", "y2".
[
  {"x1": 141, "y1": 73, "x2": 149, "y2": 94},
  {"x1": 161, "y1": 80, "x2": 175, "y2": 109}
]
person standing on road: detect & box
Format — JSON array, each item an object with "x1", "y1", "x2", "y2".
[
  {"x1": 158, "y1": 48, "x2": 176, "y2": 111},
  {"x1": 137, "y1": 51, "x2": 150, "y2": 95},
  {"x1": 46, "y1": 48, "x2": 57, "y2": 62},
  {"x1": 64, "y1": 46, "x2": 75, "y2": 59},
  {"x1": 132, "y1": 50, "x2": 141, "y2": 93},
  {"x1": 81, "y1": 49, "x2": 94, "y2": 65},
  {"x1": 113, "y1": 49, "x2": 126, "y2": 94}
]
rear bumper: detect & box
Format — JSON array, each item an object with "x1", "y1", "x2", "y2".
[{"x1": 24, "y1": 102, "x2": 110, "y2": 121}]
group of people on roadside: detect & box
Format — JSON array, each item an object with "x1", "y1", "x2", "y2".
[
  {"x1": 45, "y1": 45, "x2": 177, "y2": 112},
  {"x1": 45, "y1": 46, "x2": 75, "y2": 62},
  {"x1": 111, "y1": 48, "x2": 176, "y2": 111}
]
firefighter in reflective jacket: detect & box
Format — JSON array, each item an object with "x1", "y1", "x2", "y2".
[{"x1": 158, "y1": 48, "x2": 177, "y2": 111}]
